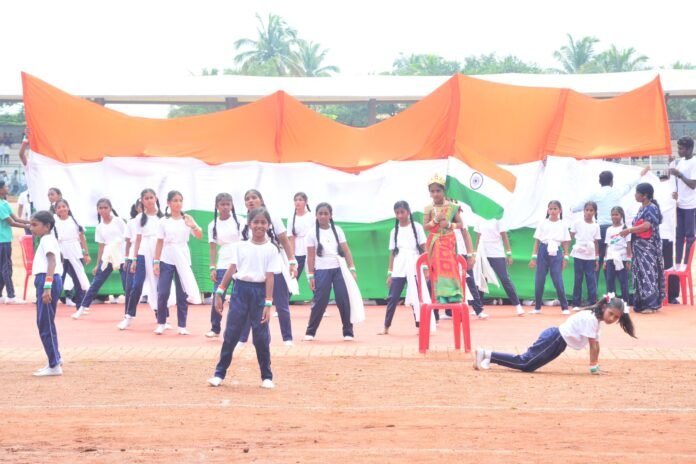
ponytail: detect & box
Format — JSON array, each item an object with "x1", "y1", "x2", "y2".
[
  {"x1": 411, "y1": 212, "x2": 424, "y2": 254},
  {"x1": 392, "y1": 218, "x2": 400, "y2": 256}
]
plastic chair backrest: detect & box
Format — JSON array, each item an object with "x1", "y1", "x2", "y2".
[
  {"x1": 19, "y1": 235, "x2": 34, "y2": 271},
  {"x1": 415, "y1": 252, "x2": 468, "y2": 302}
]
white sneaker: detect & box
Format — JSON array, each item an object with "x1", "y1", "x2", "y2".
[
  {"x1": 343, "y1": 335, "x2": 354, "y2": 341},
  {"x1": 530, "y1": 309, "x2": 542, "y2": 315},
  {"x1": 71, "y1": 307, "x2": 86, "y2": 319},
  {"x1": 65, "y1": 297, "x2": 76, "y2": 307},
  {"x1": 323, "y1": 312, "x2": 330, "y2": 317},
  {"x1": 236, "y1": 341, "x2": 246, "y2": 349},
  {"x1": 261, "y1": 379, "x2": 275, "y2": 389},
  {"x1": 154, "y1": 324, "x2": 166, "y2": 335},
  {"x1": 116, "y1": 295, "x2": 126, "y2": 304},
  {"x1": 561, "y1": 309, "x2": 571, "y2": 315},
  {"x1": 516, "y1": 305, "x2": 525, "y2": 316},
  {"x1": 205, "y1": 331, "x2": 219, "y2": 338},
  {"x1": 207, "y1": 376, "x2": 223, "y2": 387},
  {"x1": 178, "y1": 327, "x2": 191, "y2": 335},
  {"x1": 117, "y1": 316, "x2": 132, "y2": 330},
  {"x1": 83, "y1": 306, "x2": 91, "y2": 313},
  {"x1": 477, "y1": 311, "x2": 489, "y2": 320},
  {"x1": 6, "y1": 297, "x2": 26, "y2": 304},
  {"x1": 572, "y1": 306, "x2": 582, "y2": 312},
  {"x1": 33, "y1": 365, "x2": 63, "y2": 377},
  {"x1": 273, "y1": 312, "x2": 279, "y2": 318},
  {"x1": 440, "y1": 314, "x2": 452, "y2": 320},
  {"x1": 473, "y1": 348, "x2": 489, "y2": 370},
  {"x1": 283, "y1": 340, "x2": 294, "y2": 346},
  {"x1": 303, "y1": 335, "x2": 314, "y2": 341},
  {"x1": 469, "y1": 309, "x2": 476, "y2": 316},
  {"x1": 164, "y1": 323, "x2": 172, "y2": 330}
]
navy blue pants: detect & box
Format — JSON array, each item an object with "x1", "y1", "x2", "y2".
[
  {"x1": 487, "y1": 257, "x2": 521, "y2": 306},
  {"x1": 214, "y1": 280, "x2": 272, "y2": 381},
  {"x1": 676, "y1": 207, "x2": 696, "y2": 264},
  {"x1": 605, "y1": 260, "x2": 630, "y2": 302},
  {"x1": 0, "y1": 242, "x2": 15, "y2": 299},
  {"x1": 62, "y1": 258, "x2": 86, "y2": 307},
  {"x1": 662, "y1": 239, "x2": 680, "y2": 300},
  {"x1": 35, "y1": 273, "x2": 63, "y2": 368},
  {"x1": 384, "y1": 276, "x2": 409, "y2": 328},
  {"x1": 79, "y1": 263, "x2": 125, "y2": 308},
  {"x1": 490, "y1": 327, "x2": 567, "y2": 372},
  {"x1": 295, "y1": 255, "x2": 306, "y2": 281},
  {"x1": 240, "y1": 273, "x2": 293, "y2": 342},
  {"x1": 306, "y1": 267, "x2": 353, "y2": 337},
  {"x1": 209, "y1": 269, "x2": 229, "y2": 334},
  {"x1": 597, "y1": 224, "x2": 610, "y2": 283},
  {"x1": 156, "y1": 262, "x2": 188, "y2": 328},
  {"x1": 123, "y1": 260, "x2": 135, "y2": 315},
  {"x1": 572, "y1": 258, "x2": 597, "y2": 307},
  {"x1": 534, "y1": 243, "x2": 569, "y2": 310},
  {"x1": 125, "y1": 255, "x2": 147, "y2": 317}
]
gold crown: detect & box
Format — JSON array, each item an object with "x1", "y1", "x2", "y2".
[{"x1": 428, "y1": 173, "x2": 446, "y2": 187}]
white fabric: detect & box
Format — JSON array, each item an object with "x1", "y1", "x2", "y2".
[
  {"x1": 605, "y1": 225, "x2": 631, "y2": 270},
  {"x1": 473, "y1": 241, "x2": 500, "y2": 294},
  {"x1": 288, "y1": 211, "x2": 315, "y2": 257},
  {"x1": 534, "y1": 219, "x2": 570, "y2": 256},
  {"x1": 232, "y1": 240, "x2": 282, "y2": 283},
  {"x1": 570, "y1": 220, "x2": 600, "y2": 260},
  {"x1": 559, "y1": 310, "x2": 600, "y2": 350},
  {"x1": 125, "y1": 217, "x2": 139, "y2": 259},
  {"x1": 674, "y1": 157, "x2": 696, "y2": 209},
  {"x1": 388, "y1": 222, "x2": 426, "y2": 278},
  {"x1": 17, "y1": 191, "x2": 31, "y2": 221},
  {"x1": 157, "y1": 216, "x2": 201, "y2": 304},
  {"x1": 271, "y1": 216, "x2": 287, "y2": 236},
  {"x1": 306, "y1": 225, "x2": 347, "y2": 270},
  {"x1": 657, "y1": 180, "x2": 677, "y2": 242},
  {"x1": 474, "y1": 219, "x2": 506, "y2": 258},
  {"x1": 33, "y1": 234, "x2": 63, "y2": 276},
  {"x1": 95, "y1": 216, "x2": 127, "y2": 245},
  {"x1": 207, "y1": 216, "x2": 241, "y2": 270},
  {"x1": 338, "y1": 256, "x2": 365, "y2": 324},
  {"x1": 53, "y1": 215, "x2": 90, "y2": 290},
  {"x1": 100, "y1": 238, "x2": 124, "y2": 271}
]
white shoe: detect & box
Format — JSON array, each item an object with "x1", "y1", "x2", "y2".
[
  {"x1": 530, "y1": 309, "x2": 542, "y2": 315},
  {"x1": 561, "y1": 309, "x2": 571, "y2": 315},
  {"x1": 109, "y1": 295, "x2": 118, "y2": 304},
  {"x1": 572, "y1": 306, "x2": 582, "y2": 312},
  {"x1": 273, "y1": 312, "x2": 279, "y2": 318},
  {"x1": 473, "y1": 348, "x2": 488, "y2": 370},
  {"x1": 33, "y1": 365, "x2": 63, "y2": 377},
  {"x1": 164, "y1": 323, "x2": 172, "y2": 330},
  {"x1": 469, "y1": 309, "x2": 476, "y2": 316},
  {"x1": 236, "y1": 341, "x2": 246, "y2": 349},
  {"x1": 71, "y1": 307, "x2": 86, "y2": 319},
  {"x1": 303, "y1": 335, "x2": 314, "y2": 341},
  {"x1": 516, "y1": 305, "x2": 525, "y2": 316},
  {"x1": 283, "y1": 340, "x2": 294, "y2": 346},
  {"x1": 116, "y1": 295, "x2": 126, "y2": 304},
  {"x1": 6, "y1": 297, "x2": 26, "y2": 304},
  {"x1": 178, "y1": 327, "x2": 191, "y2": 335},
  {"x1": 343, "y1": 335, "x2": 354, "y2": 341},
  {"x1": 323, "y1": 312, "x2": 330, "y2": 317},
  {"x1": 205, "y1": 331, "x2": 219, "y2": 338},
  {"x1": 83, "y1": 306, "x2": 90, "y2": 312},
  {"x1": 154, "y1": 324, "x2": 166, "y2": 335},
  {"x1": 65, "y1": 297, "x2": 77, "y2": 307},
  {"x1": 261, "y1": 379, "x2": 275, "y2": 389},
  {"x1": 207, "y1": 376, "x2": 223, "y2": 387},
  {"x1": 476, "y1": 311, "x2": 489, "y2": 320},
  {"x1": 117, "y1": 316, "x2": 132, "y2": 330},
  {"x1": 440, "y1": 314, "x2": 452, "y2": 320}
]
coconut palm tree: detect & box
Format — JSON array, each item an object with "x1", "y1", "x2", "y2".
[
  {"x1": 593, "y1": 45, "x2": 649, "y2": 72},
  {"x1": 552, "y1": 34, "x2": 599, "y2": 74},
  {"x1": 233, "y1": 13, "x2": 298, "y2": 76},
  {"x1": 391, "y1": 53, "x2": 461, "y2": 76},
  {"x1": 292, "y1": 40, "x2": 340, "y2": 77}
]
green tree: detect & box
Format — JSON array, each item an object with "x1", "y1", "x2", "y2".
[
  {"x1": 667, "y1": 62, "x2": 696, "y2": 121},
  {"x1": 592, "y1": 45, "x2": 649, "y2": 72},
  {"x1": 167, "y1": 104, "x2": 226, "y2": 118},
  {"x1": 0, "y1": 104, "x2": 25, "y2": 125},
  {"x1": 233, "y1": 13, "x2": 299, "y2": 76},
  {"x1": 552, "y1": 34, "x2": 599, "y2": 73},
  {"x1": 460, "y1": 53, "x2": 542, "y2": 75},
  {"x1": 391, "y1": 53, "x2": 460, "y2": 76},
  {"x1": 293, "y1": 40, "x2": 340, "y2": 77}
]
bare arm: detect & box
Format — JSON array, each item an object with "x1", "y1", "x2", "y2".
[
  {"x1": 423, "y1": 206, "x2": 435, "y2": 231},
  {"x1": 214, "y1": 263, "x2": 237, "y2": 315},
  {"x1": 43, "y1": 252, "x2": 57, "y2": 304},
  {"x1": 589, "y1": 339, "x2": 600, "y2": 366},
  {"x1": 276, "y1": 231, "x2": 296, "y2": 277},
  {"x1": 19, "y1": 140, "x2": 29, "y2": 166},
  {"x1": 261, "y1": 271, "x2": 275, "y2": 323},
  {"x1": 307, "y1": 246, "x2": 316, "y2": 291},
  {"x1": 153, "y1": 238, "x2": 164, "y2": 276}
]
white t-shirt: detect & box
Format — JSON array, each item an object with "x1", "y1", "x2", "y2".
[
  {"x1": 288, "y1": 211, "x2": 315, "y2": 257},
  {"x1": 208, "y1": 216, "x2": 241, "y2": 270},
  {"x1": 674, "y1": 157, "x2": 696, "y2": 209},
  {"x1": 125, "y1": 217, "x2": 139, "y2": 258},
  {"x1": 135, "y1": 213, "x2": 162, "y2": 238},
  {"x1": 605, "y1": 225, "x2": 631, "y2": 261},
  {"x1": 559, "y1": 310, "x2": 600, "y2": 350},
  {"x1": 17, "y1": 191, "x2": 31, "y2": 221},
  {"x1": 53, "y1": 215, "x2": 83, "y2": 260},
  {"x1": 33, "y1": 234, "x2": 64, "y2": 276},
  {"x1": 570, "y1": 220, "x2": 601, "y2": 260},
  {"x1": 157, "y1": 217, "x2": 194, "y2": 264},
  {"x1": 95, "y1": 217, "x2": 127, "y2": 245},
  {"x1": 232, "y1": 240, "x2": 282, "y2": 283},
  {"x1": 307, "y1": 225, "x2": 347, "y2": 270},
  {"x1": 475, "y1": 219, "x2": 506, "y2": 258},
  {"x1": 534, "y1": 219, "x2": 571, "y2": 244},
  {"x1": 389, "y1": 222, "x2": 427, "y2": 278},
  {"x1": 657, "y1": 181, "x2": 677, "y2": 242}
]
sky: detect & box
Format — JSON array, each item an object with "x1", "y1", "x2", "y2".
[{"x1": 3, "y1": 0, "x2": 696, "y2": 117}]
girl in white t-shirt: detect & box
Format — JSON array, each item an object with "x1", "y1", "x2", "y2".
[
  {"x1": 205, "y1": 192, "x2": 241, "y2": 338},
  {"x1": 380, "y1": 201, "x2": 426, "y2": 335},
  {"x1": 304, "y1": 202, "x2": 359, "y2": 341},
  {"x1": 53, "y1": 199, "x2": 91, "y2": 309},
  {"x1": 30, "y1": 211, "x2": 65, "y2": 377},
  {"x1": 121, "y1": 198, "x2": 143, "y2": 327},
  {"x1": 604, "y1": 206, "x2": 633, "y2": 304},
  {"x1": 529, "y1": 200, "x2": 571, "y2": 314},
  {"x1": 73, "y1": 199, "x2": 127, "y2": 319},
  {"x1": 570, "y1": 201, "x2": 601, "y2": 311},
  {"x1": 152, "y1": 190, "x2": 203, "y2": 335},
  {"x1": 474, "y1": 296, "x2": 635, "y2": 373},
  {"x1": 208, "y1": 207, "x2": 282, "y2": 388},
  {"x1": 288, "y1": 192, "x2": 314, "y2": 280}
]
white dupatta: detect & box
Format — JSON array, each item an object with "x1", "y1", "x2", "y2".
[{"x1": 337, "y1": 257, "x2": 365, "y2": 324}]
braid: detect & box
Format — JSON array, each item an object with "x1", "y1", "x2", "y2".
[
  {"x1": 651, "y1": 198, "x2": 663, "y2": 224},
  {"x1": 164, "y1": 205, "x2": 170, "y2": 218},
  {"x1": 411, "y1": 212, "x2": 424, "y2": 253},
  {"x1": 112, "y1": 208, "x2": 119, "y2": 217},
  {"x1": 242, "y1": 224, "x2": 250, "y2": 241},
  {"x1": 315, "y1": 220, "x2": 323, "y2": 257},
  {"x1": 292, "y1": 211, "x2": 297, "y2": 236},
  {"x1": 213, "y1": 203, "x2": 218, "y2": 241},
  {"x1": 231, "y1": 205, "x2": 240, "y2": 231},
  {"x1": 140, "y1": 211, "x2": 148, "y2": 227},
  {"x1": 330, "y1": 219, "x2": 345, "y2": 257},
  {"x1": 69, "y1": 211, "x2": 83, "y2": 233},
  {"x1": 392, "y1": 218, "x2": 400, "y2": 256},
  {"x1": 306, "y1": 203, "x2": 311, "y2": 212},
  {"x1": 267, "y1": 229, "x2": 280, "y2": 251},
  {"x1": 155, "y1": 199, "x2": 164, "y2": 218}
]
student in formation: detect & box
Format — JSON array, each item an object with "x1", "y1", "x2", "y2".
[
  {"x1": 602, "y1": 206, "x2": 632, "y2": 306},
  {"x1": 53, "y1": 199, "x2": 91, "y2": 309},
  {"x1": 121, "y1": 198, "x2": 143, "y2": 326},
  {"x1": 570, "y1": 201, "x2": 601, "y2": 311},
  {"x1": 288, "y1": 192, "x2": 314, "y2": 280}
]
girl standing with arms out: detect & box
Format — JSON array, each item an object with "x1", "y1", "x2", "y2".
[
  {"x1": 205, "y1": 193, "x2": 241, "y2": 338},
  {"x1": 53, "y1": 199, "x2": 91, "y2": 313},
  {"x1": 208, "y1": 207, "x2": 281, "y2": 388},
  {"x1": 570, "y1": 202, "x2": 601, "y2": 311},
  {"x1": 379, "y1": 201, "x2": 426, "y2": 334},
  {"x1": 474, "y1": 296, "x2": 635, "y2": 373},
  {"x1": 603, "y1": 206, "x2": 632, "y2": 306},
  {"x1": 153, "y1": 191, "x2": 203, "y2": 335},
  {"x1": 475, "y1": 218, "x2": 525, "y2": 316},
  {"x1": 120, "y1": 189, "x2": 164, "y2": 330},
  {"x1": 73, "y1": 199, "x2": 127, "y2": 319},
  {"x1": 288, "y1": 192, "x2": 313, "y2": 280},
  {"x1": 423, "y1": 174, "x2": 475, "y2": 304},
  {"x1": 47, "y1": 187, "x2": 62, "y2": 214},
  {"x1": 619, "y1": 183, "x2": 664, "y2": 313},
  {"x1": 30, "y1": 211, "x2": 64, "y2": 377},
  {"x1": 529, "y1": 200, "x2": 571, "y2": 315},
  {"x1": 303, "y1": 202, "x2": 358, "y2": 341},
  {"x1": 238, "y1": 189, "x2": 297, "y2": 346}
]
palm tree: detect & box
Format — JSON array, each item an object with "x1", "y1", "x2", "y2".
[
  {"x1": 593, "y1": 45, "x2": 649, "y2": 72},
  {"x1": 391, "y1": 53, "x2": 460, "y2": 76},
  {"x1": 234, "y1": 13, "x2": 298, "y2": 76},
  {"x1": 552, "y1": 34, "x2": 599, "y2": 74},
  {"x1": 292, "y1": 40, "x2": 340, "y2": 77}
]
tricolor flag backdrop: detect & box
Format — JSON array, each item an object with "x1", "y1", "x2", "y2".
[{"x1": 21, "y1": 73, "x2": 671, "y2": 301}]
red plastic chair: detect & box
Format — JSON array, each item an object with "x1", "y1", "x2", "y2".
[
  {"x1": 19, "y1": 235, "x2": 35, "y2": 300},
  {"x1": 416, "y1": 253, "x2": 471, "y2": 353},
  {"x1": 664, "y1": 243, "x2": 695, "y2": 306}
]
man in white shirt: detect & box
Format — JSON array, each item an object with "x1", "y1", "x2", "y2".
[{"x1": 669, "y1": 136, "x2": 696, "y2": 271}]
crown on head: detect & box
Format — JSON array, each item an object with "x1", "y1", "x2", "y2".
[{"x1": 428, "y1": 173, "x2": 446, "y2": 187}]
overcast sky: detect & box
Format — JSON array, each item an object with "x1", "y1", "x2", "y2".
[{"x1": 3, "y1": 0, "x2": 695, "y2": 116}]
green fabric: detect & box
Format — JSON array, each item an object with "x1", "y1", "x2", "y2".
[{"x1": 0, "y1": 200, "x2": 13, "y2": 243}]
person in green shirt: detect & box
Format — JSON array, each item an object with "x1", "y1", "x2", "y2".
[{"x1": 0, "y1": 180, "x2": 31, "y2": 303}]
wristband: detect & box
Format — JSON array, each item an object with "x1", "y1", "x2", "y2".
[
  {"x1": 589, "y1": 364, "x2": 600, "y2": 374},
  {"x1": 531, "y1": 254, "x2": 537, "y2": 259},
  {"x1": 45, "y1": 276, "x2": 54, "y2": 283},
  {"x1": 215, "y1": 287, "x2": 225, "y2": 295},
  {"x1": 288, "y1": 259, "x2": 298, "y2": 266},
  {"x1": 349, "y1": 267, "x2": 356, "y2": 272},
  {"x1": 387, "y1": 271, "x2": 393, "y2": 276},
  {"x1": 209, "y1": 265, "x2": 216, "y2": 270},
  {"x1": 594, "y1": 256, "x2": 600, "y2": 261},
  {"x1": 82, "y1": 249, "x2": 88, "y2": 255},
  {"x1": 43, "y1": 282, "x2": 52, "y2": 289},
  {"x1": 153, "y1": 260, "x2": 160, "y2": 265},
  {"x1": 627, "y1": 258, "x2": 633, "y2": 263},
  {"x1": 506, "y1": 251, "x2": 512, "y2": 256},
  {"x1": 264, "y1": 299, "x2": 273, "y2": 307},
  {"x1": 563, "y1": 255, "x2": 570, "y2": 261},
  {"x1": 307, "y1": 273, "x2": 314, "y2": 280}
]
